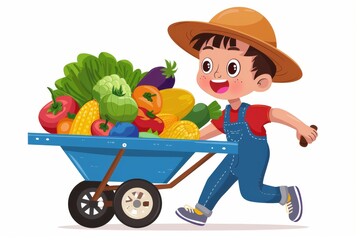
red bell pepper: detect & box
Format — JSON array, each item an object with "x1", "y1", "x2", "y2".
[
  {"x1": 132, "y1": 85, "x2": 162, "y2": 114},
  {"x1": 133, "y1": 107, "x2": 164, "y2": 134}
]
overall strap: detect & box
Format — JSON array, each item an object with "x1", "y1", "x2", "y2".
[
  {"x1": 224, "y1": 103, "x2": 250, "y2": 123},
  {"x1": 224, "y1": 105, "x2": 231, "y2": 124},
  {"x1": 238, "y1": 103, "x2": 250, "y2": 122}
]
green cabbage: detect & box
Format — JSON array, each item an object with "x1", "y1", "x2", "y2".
[
  {"x1": 92, "y1": 74, "x2": 131, "y2": 102},
  {"x1": 100, "y1": 93, "x2": 138, "y2": 123}
]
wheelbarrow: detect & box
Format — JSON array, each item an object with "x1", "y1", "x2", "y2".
[{"x1": 28, "y1": 132, "x2": 238, "y2": 228}]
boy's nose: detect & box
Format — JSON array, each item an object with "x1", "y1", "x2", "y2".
[
  {"x1": 214, "y1": 71, "x2": 222, "y2": 78},
  {"x1": 214, "y1": 65, "x2": 222, "y2": 78}
]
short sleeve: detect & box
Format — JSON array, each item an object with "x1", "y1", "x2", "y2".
[
  {"x1": 210, "y1": 110, "x2": 226, "y2": 133},
  {"x1": 245, "y1": 105, "x2": 271, "y2": 136}
]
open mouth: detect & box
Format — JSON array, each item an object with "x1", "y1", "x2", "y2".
[{"x1": 210, "y1": 79, "x2": 229, "y2": 94}]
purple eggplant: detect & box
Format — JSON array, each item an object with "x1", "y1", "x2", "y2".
[{"x1": 137, "y1": 60, "x2": 177, "y2": 90}]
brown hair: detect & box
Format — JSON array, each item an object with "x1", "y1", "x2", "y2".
[{"x1": 191, "y1": 33, "x2": 276, "y2": 78}]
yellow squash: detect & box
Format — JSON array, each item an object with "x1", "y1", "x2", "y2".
[{"x1": 158, "y1": 88, "x2": 195, "y2": 119}]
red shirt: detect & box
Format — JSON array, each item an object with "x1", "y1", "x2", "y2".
[{"x1": 211, "y1": 105, "x2": 271, "y2": 136}]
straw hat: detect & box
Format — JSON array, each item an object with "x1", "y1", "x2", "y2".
[{"x1": 168, "y1": 7, "x2": 302, "y2": 82}]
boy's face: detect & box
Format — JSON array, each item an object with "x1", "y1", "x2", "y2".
[{"x1": 197, "y1": 38, "x2": 267, "y2": 100}]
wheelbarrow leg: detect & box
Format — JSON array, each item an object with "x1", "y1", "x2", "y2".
[
  {"x1": 156, "y1": 153, "x2": 215, "y2": 189},
  {"x1": 92, "y1": 149, "x2": 125, "y2": 202}
]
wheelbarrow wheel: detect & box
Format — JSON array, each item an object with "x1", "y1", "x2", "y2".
[
  {"x1": 68, "y1": 181, "x2": 114, "y2": 228},
  {"x1": 113, "y1": 179, "x2": 162, "y2": 228}
]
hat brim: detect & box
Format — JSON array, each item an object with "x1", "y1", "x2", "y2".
[{"x1": 168, "y1": 21, "x2": 302, "y2": 83}]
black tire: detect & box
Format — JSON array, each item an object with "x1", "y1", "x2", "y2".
[
  {"x1": 113, "y1": 179, "x2": 162, "y2": 228},
  {"x1": 68, "y1": 181, "x2": 114, "y2": 228}
]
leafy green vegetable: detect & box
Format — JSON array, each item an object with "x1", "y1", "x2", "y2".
[
  {"x1": 99, "y1": 52, "x2": 117, "y2": 75},
  {"x1": 139, "y1": 129, "x2": 160, "y2": 138},
  {"x1": 53, "y1": 52, "x2": 147, "y2": 106},
  {"x1": 117, "y1": 60, "x2": 147, "y2": 91},
  {"x1": 55, "y1": 76, "x2": 89, "y2": 105}
]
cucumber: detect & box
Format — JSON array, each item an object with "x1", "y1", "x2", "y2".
[{"x1": 182, "y1": 101, "x2": 222, "y2": 129}]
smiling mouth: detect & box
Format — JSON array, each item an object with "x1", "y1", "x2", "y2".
[{"x1": 210, "y1": 79, "x2": 229, "y2": 94}]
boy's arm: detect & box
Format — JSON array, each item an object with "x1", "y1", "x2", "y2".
[
  {"x1": 269, "y1": 108, "x2": 318, "y2": 144},
  {"x1": 200, "y1": 123, "x2": 222, "y2": 140}
]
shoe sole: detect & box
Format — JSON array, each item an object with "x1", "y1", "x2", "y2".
[
  {"x1": 291, "y1": 186, "x2": 303, "y2": 222},
  {"x1": 175, "y1": 210, "x2": 205, "y2": 226}
]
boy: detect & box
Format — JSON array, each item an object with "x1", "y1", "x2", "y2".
[{"x1": 168, "y1": 7, "x2": 318, "y2": 226}]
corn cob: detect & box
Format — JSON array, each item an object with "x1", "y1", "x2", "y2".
[
  {"x1": 160, "y1": 120, "x2": 200, "y2": 140},
  {"x1": 157, "y1": 113, "x2": 178, "y2": 132},
  {"x1": 69, "y1": 100, "x2": 100, "y2": 135}
]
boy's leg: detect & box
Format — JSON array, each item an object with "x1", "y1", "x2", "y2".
[
  {"x1": 197, "y1": 155, "x2": 238, "y2": 211},
  {"x1": 236, "y1": 149, "x2": 303, "y2": 222},
  {"x1": 176, "y1": 155, "x2": 237, "y2": 226},
  {"x1": 237, "y1": 145, "x2": 282, "y2": 203}
]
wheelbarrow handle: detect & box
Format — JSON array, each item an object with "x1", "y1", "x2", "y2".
[{"x1": 299, "y1": 125, "x2": 318, "y2": 147}]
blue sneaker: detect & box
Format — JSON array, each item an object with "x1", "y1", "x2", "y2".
[
  {"x1": 286, "y1": 186, "x2": 303, "y2": 222},
  {"x1": 176, "y1": 205, "x2": 207, "y2": 226}
]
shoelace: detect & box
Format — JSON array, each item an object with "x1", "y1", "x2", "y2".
[
  {"x1": 184, "y1": 205, "x2": 195, "y2": 213},
  {"x1": 286, "y1": 201, "x2": 294, "y2": 214}
]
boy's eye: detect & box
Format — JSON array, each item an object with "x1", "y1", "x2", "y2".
[
  {"x1": 202, "y1": 58, "x2": 213, "y2": 74},
  {"x1": 227, "y1": 59, "x2": 240, "y2": 77}
]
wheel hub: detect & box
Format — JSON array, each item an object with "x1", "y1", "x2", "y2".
[
  {"x1": 133, "y1": 200, "x2": 141, "y2": 208},
  {"x1": 89, "y1": 200, "x2": 98, "y2": 208}
]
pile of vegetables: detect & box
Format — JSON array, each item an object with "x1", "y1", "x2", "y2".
[{"x1": 38, "y1": 52, "x2": 221, "y2": 140}]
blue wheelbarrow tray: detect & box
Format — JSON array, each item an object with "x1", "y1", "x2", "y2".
[
  {"x1": 28, "y1": 132, "x2": 239, "y2": 228},
  {"x1": 28, "y1": 133, "x2": 238, "y2": 184}
]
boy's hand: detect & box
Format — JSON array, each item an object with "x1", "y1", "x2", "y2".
[{"x1": 296, "y1": 125, "x2": 318, "y2": 145}]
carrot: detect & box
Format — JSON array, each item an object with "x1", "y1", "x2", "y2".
[{"x1": 56, "y1": 113, "x2": 76, "y2": 134}]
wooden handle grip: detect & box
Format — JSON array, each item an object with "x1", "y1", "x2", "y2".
[{"x1": 300, "y1": 125, "x2": 318, "y2": 147}]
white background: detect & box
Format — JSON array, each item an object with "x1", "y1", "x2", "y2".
[{"x1": 0, "y1": 0, "x2": 359, "y2": 239}]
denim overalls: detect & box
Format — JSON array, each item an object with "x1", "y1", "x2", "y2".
[{"x1": 196, "y1": 103, "x2": 282, "y2": 216}]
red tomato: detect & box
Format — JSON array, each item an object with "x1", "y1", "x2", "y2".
[
  {"x1": 91, "y1": 119, "x2": 114, "y2": 136},
  {"x1": 38, "y1": 88, "x2": 79, "y2": 133}
]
